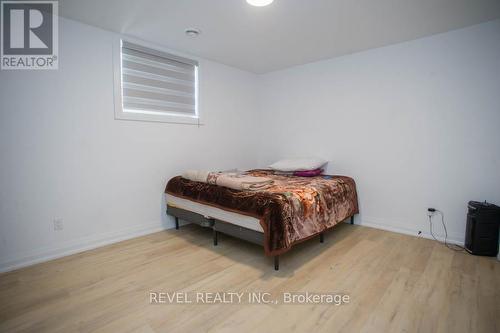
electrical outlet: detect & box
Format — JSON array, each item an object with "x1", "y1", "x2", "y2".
[
  {"x1": 427, "y1": 207, "x2": 436, "y2": 217},
  {"x1": 53, "y1": 218, "x2": 64, "y2": 231}
]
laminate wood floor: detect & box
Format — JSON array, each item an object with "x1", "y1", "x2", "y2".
[{"x1": 0, "y1": 223, "x2": 498, "y2": 333}]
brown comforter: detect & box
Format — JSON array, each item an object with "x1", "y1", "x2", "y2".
[{"x1": 165, "y1": 170, "x2": 358, "y2": 256}]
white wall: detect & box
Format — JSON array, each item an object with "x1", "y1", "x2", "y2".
[
  {"x1": 0, "y1": 18, "x2": 259, "y2": 271},
  {"x1": 257, "y1": 19, "x2": 500, "y2": 242},
  {"x1": 2, "y1": 17, "x2": 499, "y2": 272}
]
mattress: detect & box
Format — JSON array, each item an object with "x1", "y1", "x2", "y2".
[
  {"x1": 166, "y1": 193, "x2": 263, "y2": 232},
  {"x1": 166, "y1": 170, "x2": 358, "y2": 256}
]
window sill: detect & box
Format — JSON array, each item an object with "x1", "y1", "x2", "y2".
[{"x1": 115, "y1": 111, "x2": 202, "y2": 125}]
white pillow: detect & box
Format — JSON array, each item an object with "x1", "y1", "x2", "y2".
[{"x1": 269, "y1": 158, "x2": 327, "y2": 172}]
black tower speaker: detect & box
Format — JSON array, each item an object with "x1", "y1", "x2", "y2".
[{"x1": 465, "y1": 201, "x2": 500, "y2": 256}]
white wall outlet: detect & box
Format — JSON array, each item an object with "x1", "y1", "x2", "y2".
[{"x1": 53, "y1": 218, "x2": 64, "y2": 231}]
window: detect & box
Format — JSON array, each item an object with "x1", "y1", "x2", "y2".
[{"x1": 114, "y1": 39, "x2": 199, "y2": 124}]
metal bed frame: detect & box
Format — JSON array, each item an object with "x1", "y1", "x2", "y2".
[{"x1": 167, "y1": 204, "x2": 355, "y2": 270}]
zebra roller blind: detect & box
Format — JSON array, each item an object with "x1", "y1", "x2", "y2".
[{"x1": 121, "y1": 41, "x2": 198, "y2": 117}]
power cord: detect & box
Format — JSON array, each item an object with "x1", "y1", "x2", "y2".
[{"x1": 428, "y1": 209, "x2": 465, "y2": 252}]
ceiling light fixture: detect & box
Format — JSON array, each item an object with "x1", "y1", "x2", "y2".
[
  {"x1": 185, "y1": 28, "x2": 201, "y2": 38},
  {"x1": 246, "y1": 0, "x2": 274, "y2": 7}
]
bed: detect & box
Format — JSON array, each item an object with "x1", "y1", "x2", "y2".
[{"x1": 165, "y1": 169, "x2": 358, "y2": 270}]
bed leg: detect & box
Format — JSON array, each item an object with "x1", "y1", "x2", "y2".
[
  {"x1": 274, "y1": 256, "x2": 279, "y2": 271},
  {"x1": 319, "y1": 232, "x2": 324, "y2": 243},
  {"x1": 175, "y1": 217, "x2": 179, "y2": 230},
  {"x1": 213, "y1": 230, "x2": 218, "y2": 246},
  {"x1": 350, "y1": 216, "x2": 354, "y2": 225}
]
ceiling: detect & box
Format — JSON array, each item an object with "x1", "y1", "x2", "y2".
[{"x1": 59, "y1": 0, "x2": 500, "y2": 73}]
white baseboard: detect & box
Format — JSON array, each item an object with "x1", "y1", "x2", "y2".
[
  {"x1": 0, "y1": 221, "x2": 171, "y2": 273},
  {"x1": 1, "y1": 215, "x2": 465, "y2": 273},
  {"x1": 358, "y1": 216, "x2": 464, "y2": 246}
]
